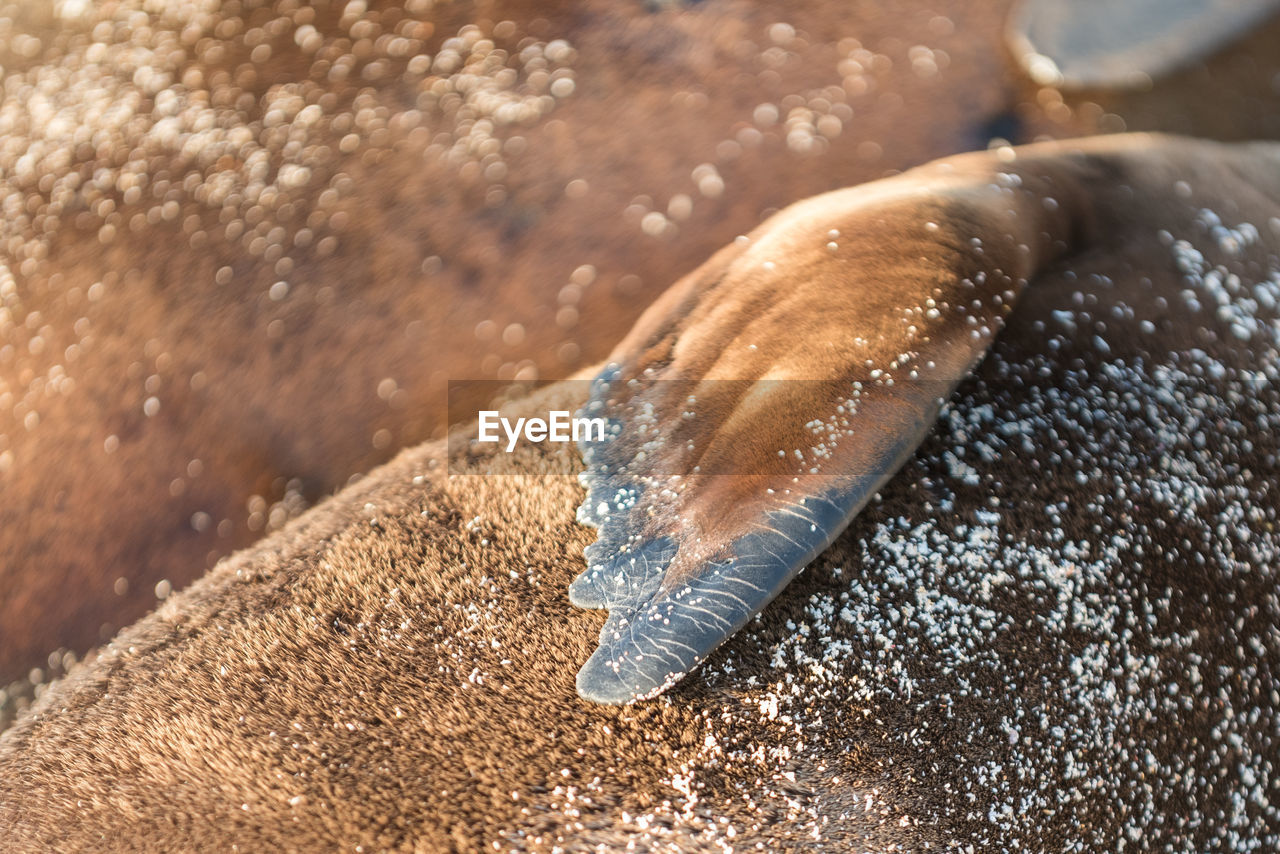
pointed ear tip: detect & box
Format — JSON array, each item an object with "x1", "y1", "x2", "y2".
[
  {"x1": 575, "y1": 656, "x2": 637, "y2": 705},
  {"x1": 567, "y1": 577, "x2": 605, "y2": 609}
]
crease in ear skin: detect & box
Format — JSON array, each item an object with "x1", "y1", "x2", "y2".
[{"x1": 568, "y1": 134, "x2": 1244, "y2": 705}]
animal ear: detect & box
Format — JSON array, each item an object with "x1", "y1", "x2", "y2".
[
  {"x1": 570, "y1": 138, "x2": 1148, "y2": 704},
  {"x1": 1007, "y1": 0, "x2": 1280, "y2": 89}
]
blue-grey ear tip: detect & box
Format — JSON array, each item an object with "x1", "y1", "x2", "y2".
[
  {"x1": 575, "y1": 654, "x2": 637, "y2": 705},
  {"x1": 567, "y1": 575, "x2": 605, "y2": 609}
]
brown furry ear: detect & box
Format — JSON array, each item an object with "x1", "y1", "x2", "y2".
[{"x1": 569, "y1": 134, "x2": 1251, "y2": 704}]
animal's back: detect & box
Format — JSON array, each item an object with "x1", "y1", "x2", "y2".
[{"x1": 4, "y1": 135, "x2": 1280, "y2": 851}]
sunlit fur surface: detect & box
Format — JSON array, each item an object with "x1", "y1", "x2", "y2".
[
  {"x1": 6, "y1": 0, "x2": 1280, "y2": 707},
  {"x1": 5, "y1": 135, "x2": 1280, "y2": 850},
  {"x1": 0, "y1": 0, "x2": 1038, "y2": 692}
]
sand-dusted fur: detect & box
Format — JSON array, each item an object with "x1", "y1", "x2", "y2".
[
  {"x1": 6, "y1": 0, "x2": 1280, "y2": 700},
  {"x1": 0, "y1": 0, "x2": 1025, "y2": 689},
  {"x1": 4, "y1": 135, "x2": 1280, "y2": 850}
]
